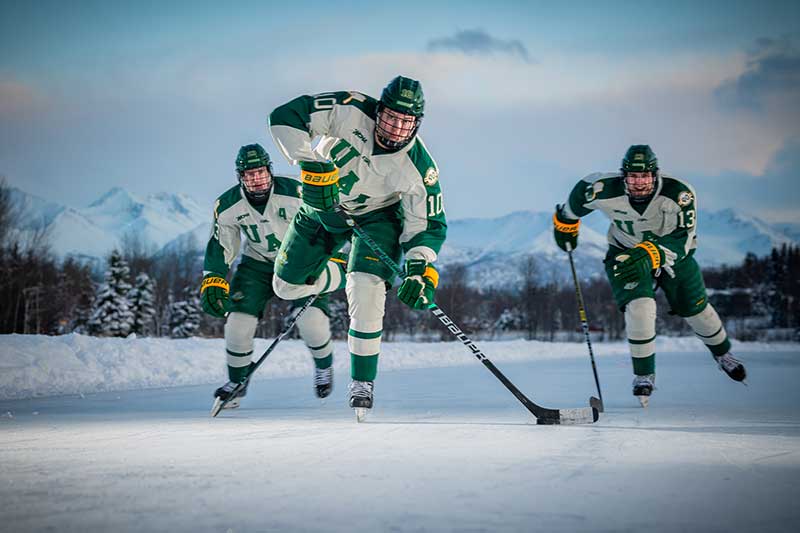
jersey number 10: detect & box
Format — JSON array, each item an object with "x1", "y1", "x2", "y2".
[{"x1": 427, "y1": 193, "x2": 443, "y2": 217}]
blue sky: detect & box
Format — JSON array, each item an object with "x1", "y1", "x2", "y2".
[{"x1": 1, "y1": 0, "x2": 799, "y2": 222}]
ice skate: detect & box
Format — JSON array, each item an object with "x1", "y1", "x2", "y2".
[
  {"x1": 714, "y1": 353, "x2": 746, "y2": 382},
  {"x1": 314, "y1": 366, "x2": 333, "y2": 399},
  {"x1": 632, "y1": 374, "x2": 655, "y2": 408},
  {"x1": 211, "y1": 380, "x2": 248, "y2": 416},
  {"x1": 348, "y1": 380, "x2": 374, "y2": 422}
]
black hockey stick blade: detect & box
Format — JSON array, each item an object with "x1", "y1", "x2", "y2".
[{"x1": 590, "y1": 395, "x2": 604, "y2": 413}]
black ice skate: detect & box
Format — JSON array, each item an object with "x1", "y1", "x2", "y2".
[
  {"x1": 348, "y1": 380, "x2": 374, "y2": 422},
  {"x1": 314, "y1": 366, "x2": 333, "y2": 399},
  {"x1": 714, "y1": 353, "x2": 746, "y2": 382},
  {"x1": 211, "y1": 380, "x2": 249, "y2": 416},
  {"x1": 632, "y1": 374, "x2": 655, "y2": 408}
]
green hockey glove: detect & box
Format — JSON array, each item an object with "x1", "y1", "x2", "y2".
[
  {"x1": 398, "y1": 259, "x2": 439, "y2": 310},
  {"x1": 612, "y1": 241, "x2": 664, "y2": 283},
  {"x1": 553, "y1": 204, "x2": 580, "y2": 252},
  {"x1": 200, "y1": 273, "x2": 230, "y2": 318},
  {"x1": 300, "y1": 161, "x2": 339, "y2": 211}
]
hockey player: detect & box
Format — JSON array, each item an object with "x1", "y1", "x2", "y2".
[
  {"x1": 553, "y1": 145, "x2": 746, "y2": 406},
  {"x1": 200, "y1": 144, "x2": 345, "y2": 409},
  {"x1": 268, "y1": 76, "x2": 446, "y2": 419}
]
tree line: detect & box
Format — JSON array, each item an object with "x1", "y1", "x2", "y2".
[{"x1": 1, "y1": 179, "x2": 797, "y2": 341}]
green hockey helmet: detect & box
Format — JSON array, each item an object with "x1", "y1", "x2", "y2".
[
  {"x1": 621, "y1": 144, "x2": 658, "y2": 173},
  {"x1": 621, "y1": 144, "x2": 659, "y2": 203},
  {"x1": 375, "y1": 76, "x2": 425, "y2": 150},
  {"x1": 235, "y1": 144, "x2": 273, "y2": 203}
]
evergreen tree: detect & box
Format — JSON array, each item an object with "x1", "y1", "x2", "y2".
[
  {"x1": 129, "y1": 272, "x2": 157, "y2": 336},
  {"x1": 493, "y1": 308, "x2": 523, "y2": 333},
  {"x1": 168, "y1": 286, "x2": 201, "y2": 338},
  {"x1": 87, "y1": 250, "x2": 134, "y2": 337}
]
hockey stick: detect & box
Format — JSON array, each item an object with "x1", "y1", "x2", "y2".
[
  {"x1": 566, "y1": 244, "x2": 604, "y2": 413},
  {"x1": 335, "y1": 205, "x2": 598, "y2": 425},
  {"x1": 211, "y1": 294, "x2": 318, "y2": 417}
]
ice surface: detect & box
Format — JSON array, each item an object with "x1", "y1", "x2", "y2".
[{"x1": 1, "y1": 336, "x2": 799, "y2": 532}]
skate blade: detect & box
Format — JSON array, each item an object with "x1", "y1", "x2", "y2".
[
  {"x1": 355, "y1": 407, "x2": 368, "y2": 423},
  {"x1": 637, "y1": 395, "x2": 649, "y2": 408},
  {"x1": 210, "y1": 397, "x2": 224, "y2": 417},
  {"x1": 210, "y1": 397, "x2": 240, "y2": 417}
]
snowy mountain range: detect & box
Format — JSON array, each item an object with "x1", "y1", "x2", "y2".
[
  {"x1": 8, "y1": 186, "x2": 208, "y2": 264},
  {"x1": 8, "y1": 186, "x2": 799, "y2": 285}
]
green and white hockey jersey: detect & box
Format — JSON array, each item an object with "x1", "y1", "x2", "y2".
[
  {"x1": 203, "y1": 177, "x2": 302, "y2": 276},
  {"x1": 562, "y1": 172, "x2": 698, "y2": 267},
  {"x1": 269, "y1": 91, "x2": 447, "y2": 263}
]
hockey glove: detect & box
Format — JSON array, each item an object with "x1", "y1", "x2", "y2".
[
  {"x1": 300, "y1": 161, "x2": 339, "y2": 211},
  {"x1": 200, "y1": 273, "x2": 230, "y2": 318},
  {"x1": 553, "y1": 204, "x2": 580, "y2": 252},
  {"x1": 612, "y1": 241, "x2": 664, "y2": 284},
  {"x1": 398, "y1": 259, "x2": 439, "y2": 310}
]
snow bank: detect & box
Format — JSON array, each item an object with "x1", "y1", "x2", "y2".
[{"x1": 0, "y1": 333, "x2": 795, "y2": 400}]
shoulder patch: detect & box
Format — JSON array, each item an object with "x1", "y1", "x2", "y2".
[
  {"x1": 677, "y1": 190, "x2": 693, "y2": 207},
  {"x1": 659, "y1": 175, "x2": 695, "y2": 206},
  {"x1": 407, "y1": 138, "x2": 440, "y2": 189},
  {"x1": 423, "y1": 167, "x2": 439, "y2": 186}
]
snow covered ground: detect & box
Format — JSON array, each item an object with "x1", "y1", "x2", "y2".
[{"x1": 1, "y1": 334, "x2": 799, "y2": 532}]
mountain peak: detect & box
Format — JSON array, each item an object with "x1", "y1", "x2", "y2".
[{"x1": 87, "y1": 187, "x2": 139, "y2": 210}]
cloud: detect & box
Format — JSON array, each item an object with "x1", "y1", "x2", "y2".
[
  {"x1": 0, "y1": 80, "x2": 47, "y2": 116},
  {"x1": 426, "y1": 29, "x2": 533, "y2": 63},
  {"x1": 691, "y1": 138, "x2": 800, "y2": 222},
  {"x1": 714, "y1": 36, "x2": 800, "y2": 111}
]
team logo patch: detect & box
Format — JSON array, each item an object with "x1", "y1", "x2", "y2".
[
  {"x1": 678, "y1": 191, "x2": 694, "y2": 207},
  {"x1": 424, "y1": 167, "x2": 439, "y2": 186}
]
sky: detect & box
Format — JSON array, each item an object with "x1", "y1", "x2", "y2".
[{"x1": 1, "y1": 0, "x2": 799, "y2": 222}]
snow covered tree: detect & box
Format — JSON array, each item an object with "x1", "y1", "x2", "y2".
[
  {"x1": 87, "y1": 249, "x2": 134, "y2": 337},
  {"x1": 493, "y1": 308, "x2": 523, "y2": 333},
  {"x1": 129, "y1": 272, "x2": 157, "y2": 336},
  {"x1": 168, "y1": 285, "x2": 201, "y2": 338}
]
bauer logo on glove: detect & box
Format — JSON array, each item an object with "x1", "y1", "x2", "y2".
[{"x1": 299, "y1": 161, "x2": 340, "y2": 211}]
